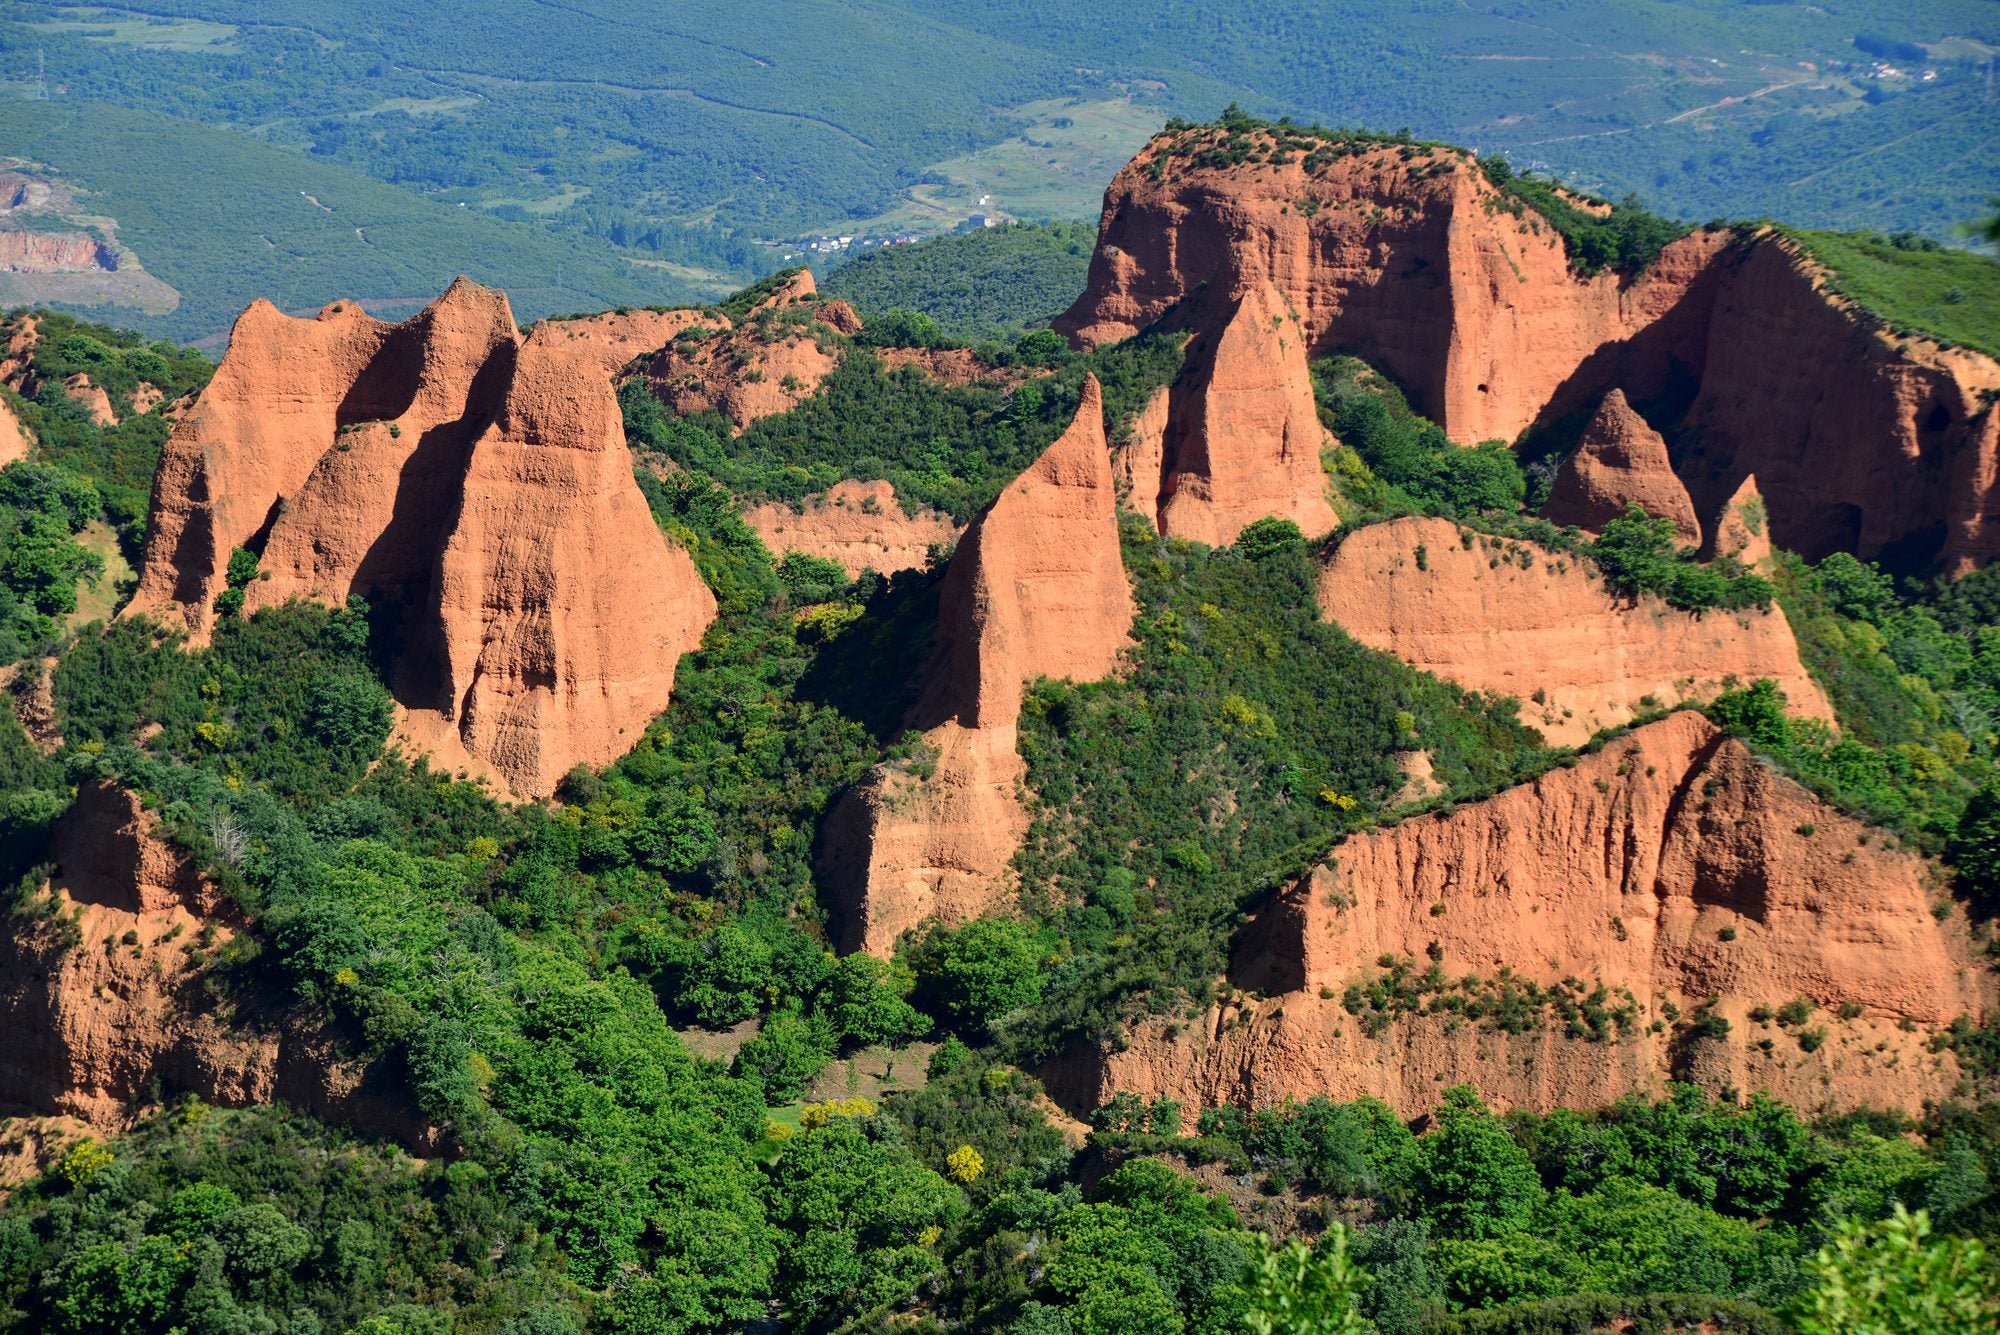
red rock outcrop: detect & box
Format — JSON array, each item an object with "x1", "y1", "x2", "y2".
[
  {"x1": 641, "y1": 270, "x2": 853, "y2": 432},
  {"x1": 0, "y1": 395, "x2": 28, "y2": 466},
  {"x1": 1047, "y1": 712, "x2": 1993, "y2": 1122},
  {"x1": 1059, "y1": 126, "x2": 2000, "y2": 571},
  {"x1": 0, "y1": 230, "x2": 114, "y2": 273},
  {"x1": 128, "y1": 279, "x2": 716, "y2": 798},
  {"x1": 1707, "y1": 473, "x2": 1773, "y2": 567},
  {"x1": 1142, "y1": 278, "x2": 1336, "y2": 545},
  {"x1": 1319, "y1": 517, "x2": 1831, "y2": 747},
  {"x1": 822, "y1": 377, "x2": 1133, "y2": 953},
  {"x1": 1544, "y1": 389, "x2": 1700, "y2": 545},
  {"x1": 744, "y1": 479, "x2": 961, "y2": 579},
  {"x1": 61, "y1": 375, "x2": 114, "y2": 427},
  {"x1": 0, "y1": 783, "x2": 432, "y2": 1145}
]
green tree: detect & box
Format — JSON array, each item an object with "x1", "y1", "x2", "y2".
[
  {"x1": 1241, "y1": 1229, "x2": 1373, "y2": 1335},
  {"x1": 818, "y1": 953, "x2": 926, "y2": 1048},
  {"x1": 908, "y1": 917, "x2": 1043, "y2": 1036},
  {"x1": 1790, "y1": 1205, "x2": 2000, "y2": 1335},
  {"x1": 734, "y1": 1009, "x2": 836, "y2": 1102},
  {"x1": 1416, "y1": 1086, "x2": 1544, "y2": 1239}
]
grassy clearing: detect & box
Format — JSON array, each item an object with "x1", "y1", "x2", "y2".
[{"x1": 1790, "y1": 229, "x2": 2000, "y2": 360}]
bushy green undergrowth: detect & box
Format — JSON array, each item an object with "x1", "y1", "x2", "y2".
[
  {"x1": 0, "y1": 311, "x2": 212, "y2": 663},
  {"x1": 1479, "y1": 156, "x2": 1691, "y2": 276},
  {"x1": 626, "y1": 327, "x2": 1185, "y2": 522},
  {"x1": 1008, "y1": 516, "x2": 1550, "y2": 1061}
]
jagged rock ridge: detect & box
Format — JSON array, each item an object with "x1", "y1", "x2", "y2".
[
  {"x1": 1048, "y1": 712, "x2": 1994, "y2": 1121},
  {"x1": 127, "y1": 278, "x2": 716, "y2": 798},
  {"x1": 821, "y1": 377, "x2": 1133, "y2": 954},
  {"x1": 1319, "y1": 516, "x2": 1832, "y2": 747},
  {"x1": 1059, "y1": 129, "x2": 2000, "y2": 571}
]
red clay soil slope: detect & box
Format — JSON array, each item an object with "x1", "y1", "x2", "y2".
[
  {"x1": 1319, "y1": 517, "x2": 1832, "y2": 747},
  {"x1": 820, "y1": 376, "x2": 1133, "y2": 954},
  {"x1": 1046, "y1": 712, "x2": 1994, "y2": 1123},
  {"x1": 126, "y1": 278, "x2": 715, "y2": 798},
  {"x1": 744, "y1": 479, "x2": 962, "y2": 579},
  {"x1": 1057, "y1": 125, "x2": 2000, "y2": 571}
]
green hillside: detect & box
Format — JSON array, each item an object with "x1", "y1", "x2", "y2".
[
  {"x1": 0, "y1": 100, "x2": 725, "y2": 340},
  {"x1": 1792, "y1": 227, "x2": 2000, "y2": 360},
  {"x1": 2, "y1": 0, "x2": 1994, "y2": 342},
  {"x1": 817, "y1": 222, "x2": 1095, "y2": 343}
]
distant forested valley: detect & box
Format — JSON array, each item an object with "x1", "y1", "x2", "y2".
[{"x1": 0, "y1": 1, "x2": 1993, "y2": 339}]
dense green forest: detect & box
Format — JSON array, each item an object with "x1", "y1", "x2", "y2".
[
  {"x1": 818, "y1": 223, "x2": 1096, "y2": 344},
  {"x1": 0, "y1": 1, "x2": 1993, "y2": 338},
  {"x1": 0, "y1": 288, "x2": 1992, "y2": 1330}
]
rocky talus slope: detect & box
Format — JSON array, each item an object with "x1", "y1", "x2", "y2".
[
  {"x1": 126, "y1": 279, "x2": 715, "y2": 798},
  {"x1": 821, "y1": 377, "x2": 1133, "y2": 954},
  {"x1": 1543, "y1": 389, "x2": 1701, "y2": 545},
  {"x1": 1048, "y1": 712, "x2": 1993, "y2": 1122},
  {"x1": 0, "y1": 782, "x2": 430, "y2": 1143},
  {"x1": 744, "y1": 479, "x2": 961, "y2": 579},
  {"x1": 1059, "y1": 127, "x2": 2000, "y2": 570}
]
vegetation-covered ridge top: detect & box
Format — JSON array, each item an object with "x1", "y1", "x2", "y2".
[
  {"x1": 1781, "y1": 226, "x2": 2000, "y2": 363},
  {"x1": 1136, "y1": 108, "x2": 1690, "y2": 277}
]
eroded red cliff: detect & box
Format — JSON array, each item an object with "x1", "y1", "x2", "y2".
[
  {"x1": 1048, "y1": 712, "x2": 1993, "y2": 1121},
  {"x1": 128, "y1": 279, "x2": 715, "y2": 798},
  {"x1": 0, "y1": 782, "x2": 431, "y2": 1145},
  {"x1": 1060, "y1": 126, "x2": 2000, "y2": 571},
  {"x1": 823, "y1": 377, "x2": 1133, "y2": 953},
  {"x1": 1319, "y1": 517, "x2": 1831, "y2": 747}
]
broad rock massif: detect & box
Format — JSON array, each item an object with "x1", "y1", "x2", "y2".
[
  {"x1": 1058, "y1": 124, "x2": 2000, "y2": 571},
  {"x1": 1049, "y1": 712, "x2": 1996, "y2": 1121}
]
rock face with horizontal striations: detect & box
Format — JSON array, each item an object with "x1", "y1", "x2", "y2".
[
  {"x1": 822, "y1": 376, "x2": 1133, "y2": 954},
  {"x1": 1544, "y1": 389, "x2": 1701, "y2": 545},
  {"x1": 1059, "y1": 127, "x2": 2000, "y2": 571},
  {"x1": 1319, "y1": 516, "x2": 1831, "y2": 747},
  {"x1": 744, "y1": 479, "x2": 961, "y2": 579},
  {"x1": 1045, "y1": 712, "x2": 1994, "y2": 1122},
  {"x1": 0, "y1": 782, "x2": 432, "y2": 1145},
  {"x1": 128, "y1": 279, "x2": 715, "y2": 798}
]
